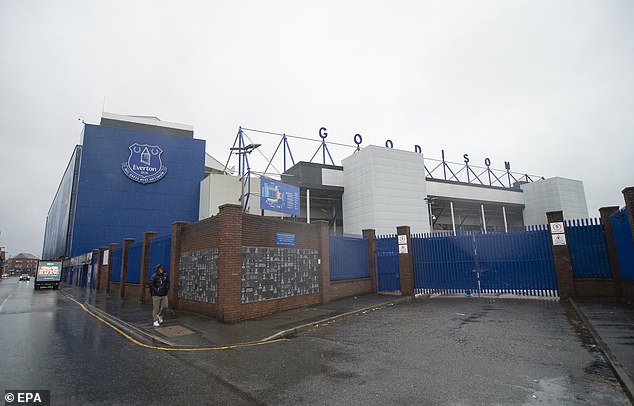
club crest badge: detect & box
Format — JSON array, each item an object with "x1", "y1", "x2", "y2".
[{"x1": 121, "y1": 143, "x2": 167, "y2": 184}]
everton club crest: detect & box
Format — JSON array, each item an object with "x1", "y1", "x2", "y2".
[{"x1": 121, "y1": 143, "x2": 168, "y2": 184}]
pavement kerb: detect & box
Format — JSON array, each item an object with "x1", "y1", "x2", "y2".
[
  {"x1": 259, "y1": 296, "x2": 414, "y2": 342},
  {"x1": 84, "y1": 302, "x2": 177, "y2": 347},
  {"x1": 569, "y1": 298, "x2": 634, "y2": 404},
  {"x1": 63, "y1": 287, "x2": 413, "y2": 349},
  {"x1": 59, "y1": 289, "x2": 179, "y2": 347}
]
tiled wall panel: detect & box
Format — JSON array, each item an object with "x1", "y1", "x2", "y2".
[
  {"x1": 241, "y1": 247, "x2": 319, "y2": 303},
  {"x1": 178, "y1": 248, "x2": 218, "y2": 303}
]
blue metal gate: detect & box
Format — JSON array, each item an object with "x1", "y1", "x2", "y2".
[
  {"x1": 566, "y1": 218, "x2": 612, "y2": 278},
  {"x1": 611, "y1": 208, "x2": 634, "y2": 282},
  {"x1": 376, "y1": 235, "x2": 400, "y2": 292},
  {"x1": 412, "y1": 227, "x2": 558, "y2": 297}
]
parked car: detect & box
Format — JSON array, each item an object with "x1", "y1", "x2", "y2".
[{"x1": 19, "y1": 273, "x2": 30, "y2": 281}]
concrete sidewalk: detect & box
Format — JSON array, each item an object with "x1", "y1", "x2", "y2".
[
  {"x1": 60, "y1": 284, "x2": 409, "y2": 347},
  {"x1": 573, "y1": 297, "x2": 634, "y2": 402}
]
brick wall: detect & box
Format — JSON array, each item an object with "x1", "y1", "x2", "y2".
[
  {"x1": 574, "y1": 279, "x2": 617, "y2": 297},
  {"x1": 180, "y1": 216, "x2": 220, "y2": 252},
  {"x1": 170, "y1": 204, "x2": 341, "y2": 323},
  {"x1": 242, "y1": 214, "x2": 321, "y2": 249},
  {"x1": 623, "y1": 280, "x2": 634, "y2": 300},
  {"x1": 329, "y1": 278, "x2": 372, "y2": 301}
]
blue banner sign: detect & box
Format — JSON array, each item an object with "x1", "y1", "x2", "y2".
[
  {"x1": 260, "y1": 177, "x2": 300, "y2": 215},
  {"x1": 276, "y1": 232, "x2": 296, "y2": 247}
]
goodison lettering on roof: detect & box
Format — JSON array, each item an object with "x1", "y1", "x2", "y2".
[{"x1": 321, "y1": 126, "x2": 514, "y2": 171}]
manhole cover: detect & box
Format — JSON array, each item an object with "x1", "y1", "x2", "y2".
[{"x1": 155, "y1": 325, "x2": 195, "y2": 337}]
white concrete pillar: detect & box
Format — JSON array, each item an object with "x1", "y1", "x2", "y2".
[
  {"x1": 450, "y1": 201, "x2": 456, "y2": 236},
  {"x1": 481, "y1": 204, "x2": 487, "y2": 233}
]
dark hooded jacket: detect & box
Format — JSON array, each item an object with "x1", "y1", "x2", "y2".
[{"x1": 150, "y1": 268, "x2": 170, "y2": 296}]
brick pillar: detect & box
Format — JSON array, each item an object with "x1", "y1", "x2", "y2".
[
  {"x1": 91, "y1": 249, "x2": 99, "y2": 289},
  {"x1": 120, "y1": 238, "x2": 135, "y2": 298},
  {"x1": 96, "y1": 247, "x2": 108, "y2": 291},
  {"x1": 106, "y1": 243, "x2": 120, "y2": 294},
  {"x1": 623, "y1": 187, "x2": 634, "y2": 239},
  {"x1": 315, "y1": 220, "x2": 331, "y2": 304},
  {"x1": 546, "y1": 211, "x2": 575, "y2": 299},
  {"x1": 599, "y1": 207, "x2": 622, "y2": 296},
  {"x1": 396, "y1": 226, "x2": 415, "y2": 297},
  {"x1": 362, "y1": 229, "x2": 377, "y2": 293},
  {"x1": 217, "y1": 204, "x2": 243, "y2": 322},
  {"x1": 169, "y1": 222, "x2": 190, "y2": 308},
  {"x1": 139, "y1": 232, "x2": 158, "y2": 303}
]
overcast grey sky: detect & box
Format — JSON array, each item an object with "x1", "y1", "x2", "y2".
[{"x1": 1, "y1": 0, "x2": 633, "y2": 257}]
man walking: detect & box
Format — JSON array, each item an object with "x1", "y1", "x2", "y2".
[{"x1": 150, "y1": 264, "x2": 170, "y2": 327}]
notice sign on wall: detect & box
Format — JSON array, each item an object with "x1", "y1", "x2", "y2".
[
  {"x1": 260, "y1": 177, "x2": 300, "y2": 215},
  {"x1": 398, "y1": 234, "x2": 408, "y2": 254},
  {"x1": 276, "y1": 232, "x2": 296, "y2": 247},
  {"x1": 549, "y1": 221, "x2": 567, "y2": 246},
  {"x1": 552, "y1": 234, "x2": 567, "y2": 246}
]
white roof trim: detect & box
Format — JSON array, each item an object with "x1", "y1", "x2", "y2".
[{"x1": 101, "y1": 112, "x2": 193, "y2": 132}]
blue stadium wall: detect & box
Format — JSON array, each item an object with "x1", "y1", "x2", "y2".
[
  {"x1": 67, "y1": 123, "x2": 205, "y2": 257},
  {"x1": 42, "y1": 145, "x2": 81, "y2": 260}
]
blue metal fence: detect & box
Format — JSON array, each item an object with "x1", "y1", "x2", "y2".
[
  {"x1": 329, "y1": 235, "x2": 369, "y2": 281},
  {"x1": 565, "y1": 218, "x2": 612, "y2": 278},
  {"x1": 149, "y1": 235, "x2": 172, "y2": 282},
  {"x1": 126, "y1": 241, "x2": 143, "y2": 283},
  {"x1": 611, "y1": 208, "x2": 634, "y2": 282},
  {"x1": 111, "y1": 247, "x2": 122, "y2": 282},
  {"x1": 376, "y1": 235, "x2": 400, "y2": 291},
  {"x1": 412, "y1": 233, "x2": 473, "y2": 295},
  {"x1": 412, "y1": 227, "x2": 558, "y2": 296}
]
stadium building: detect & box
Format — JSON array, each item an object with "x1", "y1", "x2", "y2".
[
  {"x1": 44, "y1": 118, "x2": 589, "y2": 261},
  {"x1": 42, "y1": 113, "x2": 206, "y2": 260}
]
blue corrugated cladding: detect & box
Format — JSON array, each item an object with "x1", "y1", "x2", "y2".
[
  {"x1": 565, "y1": 218, "x2": 612, "y2": 278},
  {"x1": 111, "y1": 247, "x2": 122, "y2": 282},
  {"x1": 329, "y1": 235, "x2": 369, "y2": 281},
  {"x1": 42, "y1": 146, "x2": 81, "y2": 260},
  {"x1": 69, "y1": 124, "x2": 205, "y2": 257},
  {"x1": 412, "y1": 228, "x2": 558, "y2": 296},
  {"x1": 611, "y1": 208, "x2": 634, "y2": 281},
  {"x1": 149, "y1": 235, "x2": 172, "y2": 283},
  {"x1": 376, "y1": 235, "x2": 400, "y2": 291},
  {"x1": 126, "y1": 241, "x2": 143, "y2": 284}
]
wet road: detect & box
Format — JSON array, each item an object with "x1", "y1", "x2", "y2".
[
  {"x1": 0, "y1": 277, "x2": 258, "y2": 405},
  {"x1": 1, "y1": 278, "x2": 631, "y2": 405}
]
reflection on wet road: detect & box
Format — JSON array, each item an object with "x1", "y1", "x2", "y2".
[{"x1": 1, "y1": 278, "x2": 630, "y2": 405}]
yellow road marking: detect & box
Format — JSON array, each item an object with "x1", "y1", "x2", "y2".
[{"x1": 61, "y1": 291, "x2": 288, "y2": 351}]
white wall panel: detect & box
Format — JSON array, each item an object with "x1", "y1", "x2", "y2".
[
  {"x1": 426, "y1": 181, "x2": 525, "y2": 205},
  {"x1": 521, "y1": 177, "x2": 589, "y2": 225},
  {"x1": 342, "y1": 146, "x2": 430, "y2": 235}
]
